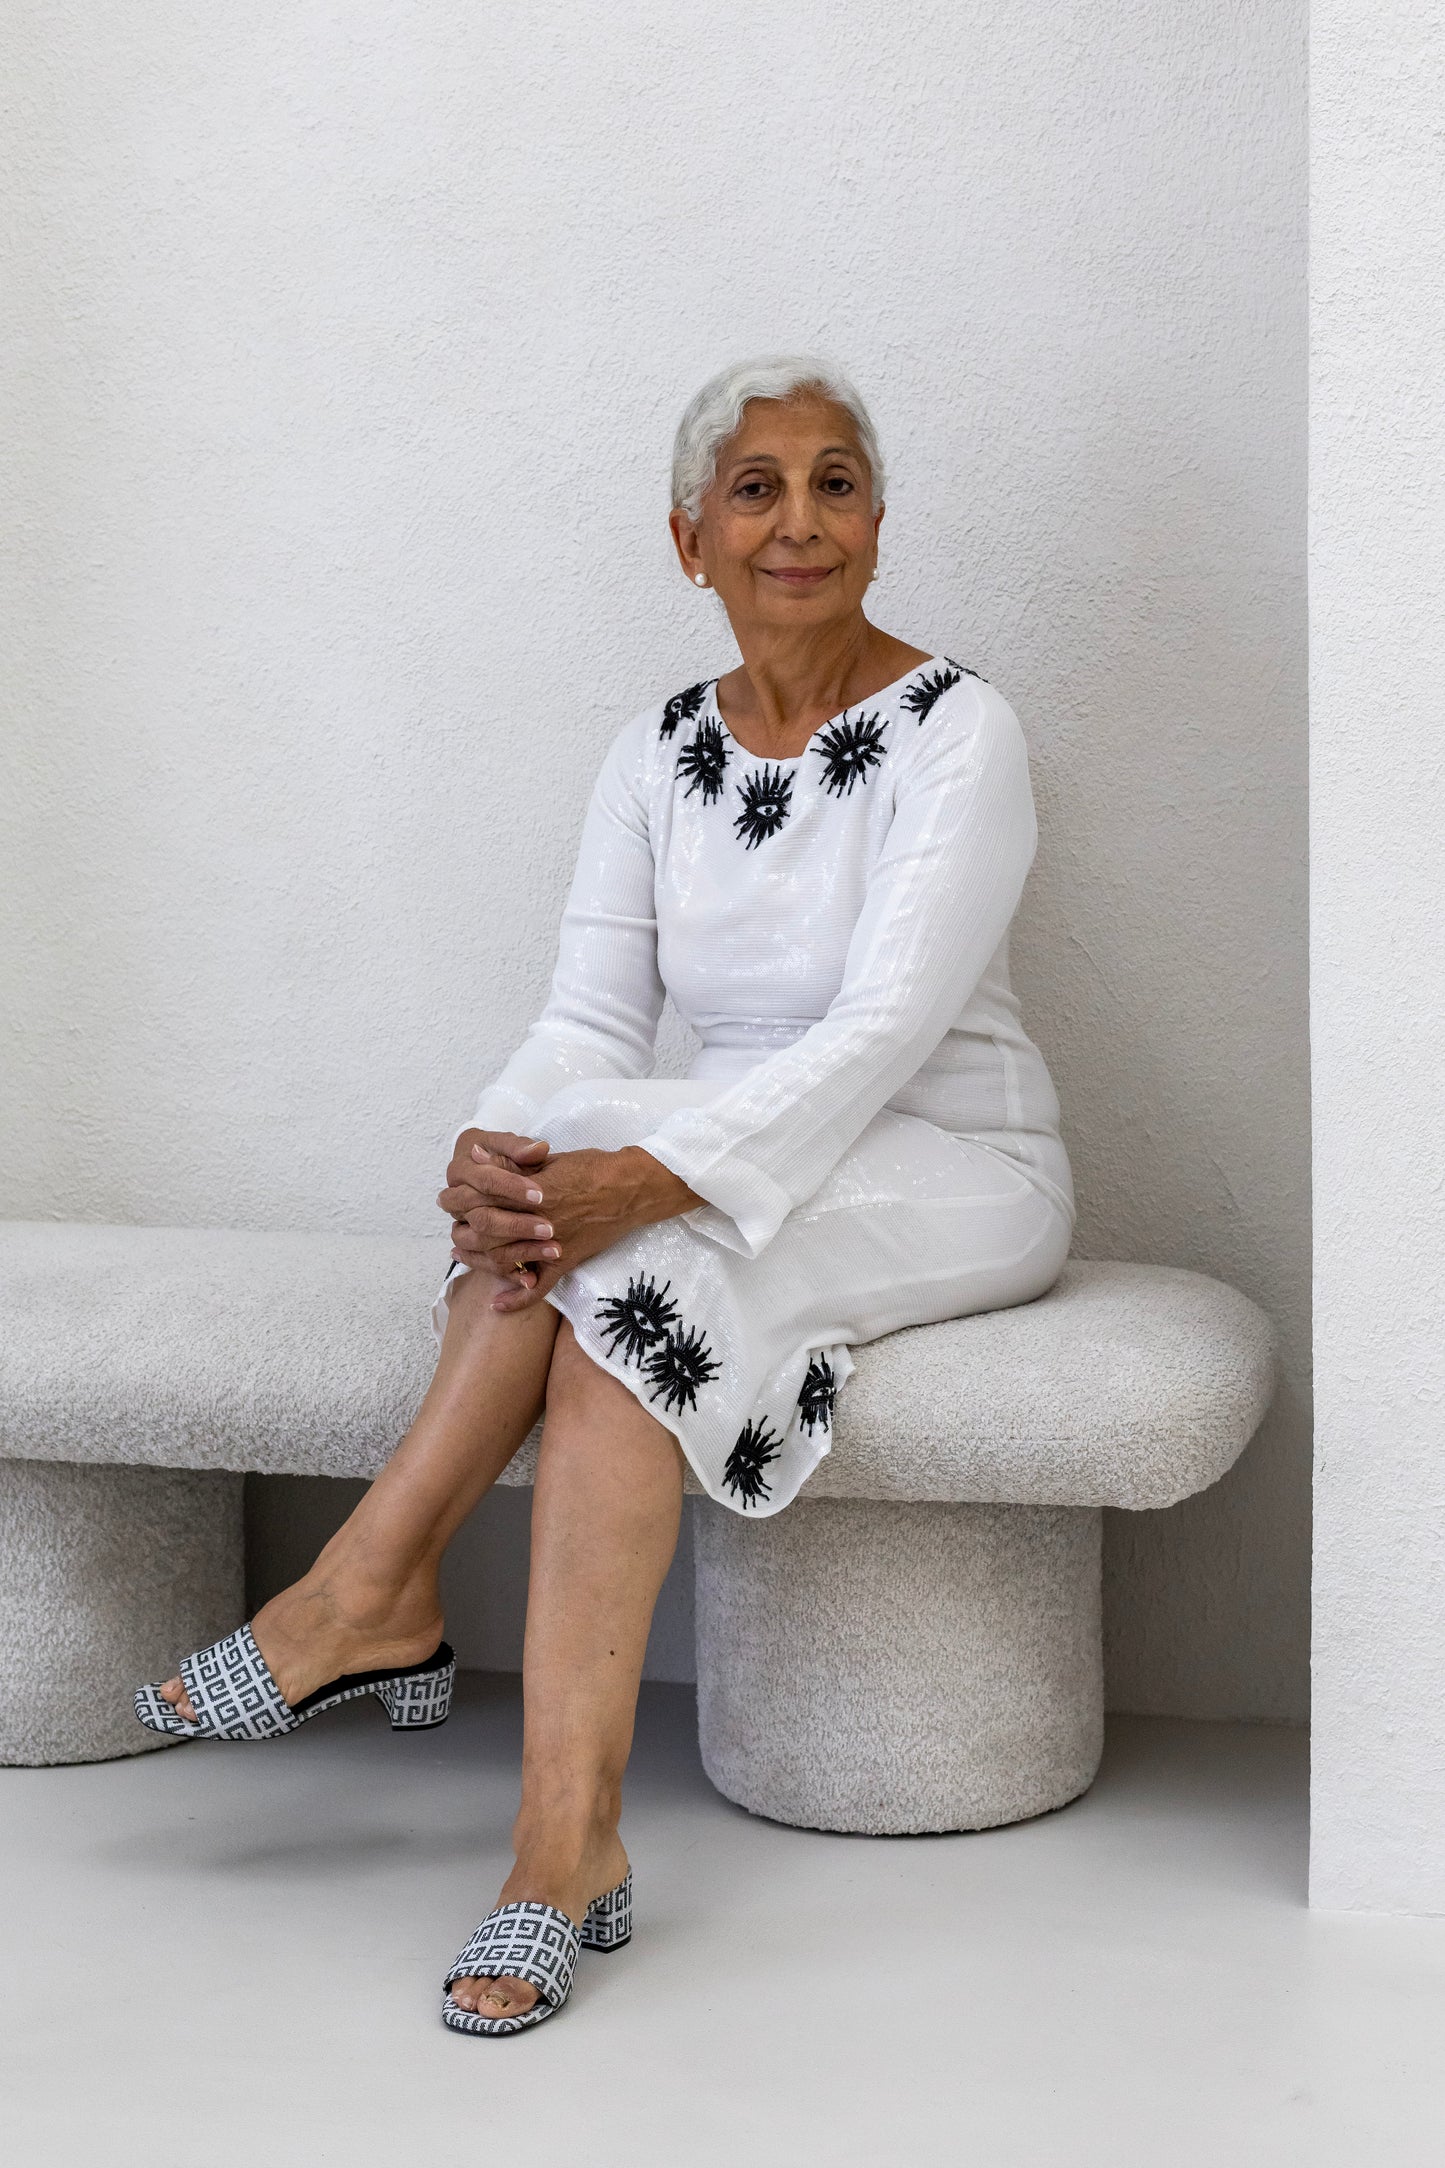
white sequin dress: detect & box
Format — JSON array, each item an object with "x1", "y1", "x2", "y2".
[{"x1": 434, "y1": 658, "x2": 1074, "y2": 1515}]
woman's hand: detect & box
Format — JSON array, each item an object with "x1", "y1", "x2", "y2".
[
  {"x1": 459, "y1": 1145, "x2": 700, "y2": 1314},
  {"x1": 437, "y1": 1129, "x2": 561, "y2": 1289}
]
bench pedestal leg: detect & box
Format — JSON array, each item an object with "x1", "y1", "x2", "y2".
[
  {"x1": 0, "y1": 1459, "x2": 244, "y2": 1765},
  {"x1": 694, "y1": 1496, "x2": 1103, "y2": 1834}
]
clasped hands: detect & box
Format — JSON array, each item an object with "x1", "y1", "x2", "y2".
[{"x1": 437, "y1": 1129, "x2": 700, "y2": 1313}]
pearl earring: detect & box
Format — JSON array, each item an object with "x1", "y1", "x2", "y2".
[{"x1": 694, "y1": 573, "x2": 708, "y2": 587}]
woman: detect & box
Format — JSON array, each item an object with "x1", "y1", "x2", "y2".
[{"x1": 135, "y1": 355, "x2": 1074, "y2": 2035}]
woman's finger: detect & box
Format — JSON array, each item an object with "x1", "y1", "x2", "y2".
[
  {"x1": 450, "y1": 1207, "x2": 555, "y2": 1254},
  {"x1": 489, "y1": 1260, "x2": 564, "y2": 1313},
  {"x1": 442, "y1": 1160, "x2": 546, "y2": 1208},
  {"x1": 479, "y1": 1132, "x2": 550, "y2": 1165},
  {"x1": 479, "y1": 1239, "x2": 562, "y2": 1273},
  {"x1": 450, "y1": 1242, "x2": 541, "y2": 1295},
  {"x1": 437, "y1": 1162, "x2": 545, "y2": 1214},
  {"x1": 472, "y1": 1207, "x2": 556, "y2": 1248},
  {"x1": 438, "y1": 1165, "x2": 544, "y2": 1214}
]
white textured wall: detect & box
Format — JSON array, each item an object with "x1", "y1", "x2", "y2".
[
  {"x1": 1310, "y1": 1, "x2": 1445, "y2": 1910},
  {"x1": 1, "y1": 3, "x2": 1307, "y2": 1716}
]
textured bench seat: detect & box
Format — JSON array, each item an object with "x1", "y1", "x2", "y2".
[{"x1": 0, "y1": 1223, "x2": 1275, "y2": 1826}]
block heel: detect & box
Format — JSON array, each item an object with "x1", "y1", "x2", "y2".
[
  {"x1": 579, "y1": 1869, "x2": 633, "y2": 1951},
  {"x1": 378, "y1": 1660, "x2": 455, "y2": 1730}
]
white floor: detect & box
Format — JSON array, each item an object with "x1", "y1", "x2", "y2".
[{"x1": 3, "y1": 1680, "x2": 1442, "y2": 2167}]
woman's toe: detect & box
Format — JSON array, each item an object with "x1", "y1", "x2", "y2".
[
  {"x1": 483, "y1": 1976, "x2": 539, "y2": 2016},
  {"x1": 448, "y1": 1964, "x2": 545, "y2": 2017},
  {"x1": 159, "y1": 1678, "x2": 198, "y2": 1723}
]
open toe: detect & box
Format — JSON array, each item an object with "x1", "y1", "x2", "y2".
[
  {"x1": 160, "y1": 1678, "x2": 197, "y2": 1723},
  {"x1": 442, "y1": 1874, "x2": 632, "y2": 2038},
  {"x1": 134, "y1": 1626, "x2": 455, "y2": 1743},
  {"x1": 459, "y1": 1976, "x2": 540, "y2": 2019},
  {"x1": 442, "y1": 1905, "x2": 579, "y2": 2037}
]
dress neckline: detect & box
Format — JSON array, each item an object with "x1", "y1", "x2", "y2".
[{"x1": 705, "y1": 655, "x2": 948, "y2": 766}]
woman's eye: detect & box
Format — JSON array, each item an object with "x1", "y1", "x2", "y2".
[
  {"x1": 735, "y1": 478, "x2": 772, "y2": 500},
  {"x1": 821, "y1": 475, "x2": 855, "y2": 494}
]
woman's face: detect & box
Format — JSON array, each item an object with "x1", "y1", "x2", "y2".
[{"x1": 672, "y1": 394, "x2": 883, "y2": 637}]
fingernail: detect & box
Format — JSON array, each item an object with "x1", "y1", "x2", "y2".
[
  {"x1": 525, "y1": 1187, "x2": 543, "y2": 1204},
  {"x1": 543, "y1": 1245, "x2": 560, "y2": 1260},
  {"x1": 471, "y1": 1145, "x2": 489, "y2": 1161},
  {"x1": 534, "y1": 1221, "x2": 552, "y2": 1237}
]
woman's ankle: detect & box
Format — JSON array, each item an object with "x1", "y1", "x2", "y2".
[
  {"x1": 506, "y1": 1796, "x2": 626, "y2": 1893},
  {"x1": 287, "y1": 1547, "x2": 440, "y2": 1635},
  {"x1": 307, "y1": 1525, "x2": 421, "y2": 1604},
  {"x1": 254, "y1": 1567, "x2": 443, "y2": 1672},
  {"x1": 513, "y1": 1773, "x2": 622, "y2": 1843}
]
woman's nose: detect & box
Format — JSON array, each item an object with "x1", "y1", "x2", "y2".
[{"x1": 773, "y1": 482, "x2": 821, "y2": 542}]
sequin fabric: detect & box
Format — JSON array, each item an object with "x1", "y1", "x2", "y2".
[{"x1": 435, "y1": 661, "x2": 1075, "y2": 1516}]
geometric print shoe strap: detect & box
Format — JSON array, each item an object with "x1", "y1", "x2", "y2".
[
  {"x1": 442, "y1": 1903, "x2": 582, "y2": 2037},
  {"x1": 178, "y1": 1624, "x2": 295, "y2": 1742}
]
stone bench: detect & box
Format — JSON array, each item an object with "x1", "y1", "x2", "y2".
[{"x1": 0, "y1": 1222, "x2": 1275, "y2": 1830}]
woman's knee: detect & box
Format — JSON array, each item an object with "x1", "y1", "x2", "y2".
[{"x1": 441, "y1": 1263, "x2": 558, "y2": 1345}]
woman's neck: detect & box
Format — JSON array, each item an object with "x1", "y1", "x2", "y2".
[{"x1": 717, "y1": 616, "x2": 928, "y2": 758}]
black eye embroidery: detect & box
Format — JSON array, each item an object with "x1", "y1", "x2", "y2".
[
  {"x1": 815, "y1": 710, "x2": 888, "y2": 796},
  {"x1": 733, "y1": 763, "x2": 794, "y2": 848},
  {"x1": 899, "y1": 665, "x2": 965, "y2": 724},
  {"x1": 797, "y1": 1356, "x2": 838, "y2": 1435},
  {"x1": 676, "y1": 717, "x2": 728, "y2": 804},
  {"x1": 642, "y1": 1324, "x2": 721, "y2": 1415},
  {"x1": 661, "y1": 681, "x2": 712, "y2": 740},
  {"x1": 594, "y1": 1275, "x2": 679, "y2": 1366},
  {"x1": 723, "y1": 1418, "x2": 783, "y2": 1509}
]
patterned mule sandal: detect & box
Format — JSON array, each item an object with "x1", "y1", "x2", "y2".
[
  {"x1": 133, "y1": 1623, "x2": 456, "y2": 1742},
  {"x1": 441, "y1": 1870, "x2": 633, "y2": 2037}
]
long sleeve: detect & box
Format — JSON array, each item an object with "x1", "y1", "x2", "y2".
[
  {"x1": 462, "y1": 716, "x2": 665, "y2": 1138},
  {"x1": 637, "y1": 679, "x2": 1038, "y2": 1257}
]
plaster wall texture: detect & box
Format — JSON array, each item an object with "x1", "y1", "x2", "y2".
[
  {"x1": 1309, "y1": 0, "x2": 1445, "y2": 1912},
  {"x1": 1, "y1": 3, "x2": 1308, "y2": 1716}
]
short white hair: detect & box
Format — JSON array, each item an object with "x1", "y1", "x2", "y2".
[{"x1": 670, "y1": 354, "x2": 886, "y2": 520}]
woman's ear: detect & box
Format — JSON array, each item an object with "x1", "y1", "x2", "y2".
[{"x1": 669, "y1": 505, "x2": 705, "y2": 585}]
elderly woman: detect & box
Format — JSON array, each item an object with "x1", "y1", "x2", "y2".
[{"x1": 136, "y1": 355, "x2": 1074, "y2": 2034}]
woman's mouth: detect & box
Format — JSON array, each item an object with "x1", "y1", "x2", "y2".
[{"x1": 760, "y1": 566, "x2": 836, "y2": 586}]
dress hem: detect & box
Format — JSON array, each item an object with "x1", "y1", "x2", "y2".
[{"x1": 431, "y1": 1260, "x2": 841, "y2": 1520}]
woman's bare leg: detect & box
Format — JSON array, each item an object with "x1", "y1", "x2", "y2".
[
  {"x1": 448, "y1": 1319, "x2": 684, "y2": 2019},
  {"x1": 161, "y1": 1266, "x2": 560, "y2": 1717}
]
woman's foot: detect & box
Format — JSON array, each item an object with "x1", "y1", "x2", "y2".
[
  {"x1": 158, "y1": 1570, "x2": 444, "y2": 1725},
  {"x1": 447, "y1": 1822, "x2": 630, "y2": 2021}
]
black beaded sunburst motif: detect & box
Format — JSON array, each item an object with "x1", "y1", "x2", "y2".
[
  {"x1": 723, "y1": 1418, "x2": 783, "y2": 1508},
  {"x1": 815, "y1": 710, "x2": 887, "y2": 796},
  {"x1": 797, "y1": 1355, "x2": 838, "y2": 1435},
  {"x1": 899, "y1": 665, "x2": 964, "y2": 725},
  {"x1": 676, "y1": 717, "x2": 728, "y2": 804},
  {"x1": 733, "y1": 763, "x2": 794, "y2": 848},
  {"x1": 660, "y1": 681, "x2": 712, "y2": 739},
  {"x1": 594, "y1": 1275, "x2": 679, "y2": 1366},
  {"x1": 642, "y1": 1323, "x2": 721, "y2": 1415}
]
